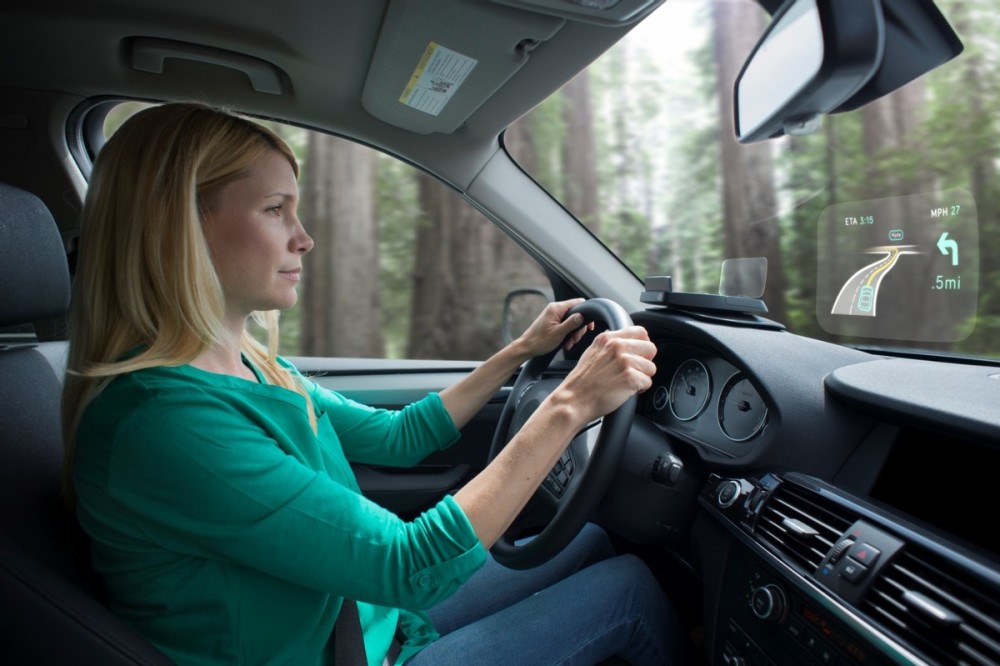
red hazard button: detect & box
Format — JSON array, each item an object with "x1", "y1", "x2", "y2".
[{"x1": 847, "y1": 542, "x2": 881, "y2": 567}]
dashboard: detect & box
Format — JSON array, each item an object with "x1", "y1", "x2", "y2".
[{"x1": 618, "y1": 307, "x2": 1000, "y2": 666}]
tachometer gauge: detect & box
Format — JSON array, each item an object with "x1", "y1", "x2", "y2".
[
  {"x1": 669, "y1": 359, "x2": 711, "y2": 421},
  {"x1": 718, "y1": 372, "x2": 768, "y2": 441}
]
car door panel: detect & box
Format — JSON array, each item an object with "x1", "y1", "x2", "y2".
[{"x1": 289, "y1": 356, "x2": 510, "y2": 519}]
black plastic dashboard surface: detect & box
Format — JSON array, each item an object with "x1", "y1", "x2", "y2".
[
  {"x1": 825, "y1": 357, "x2": 1000, "y2": 442},
  {"x1": 633, "y1": 309, "x2": 877, "y2": 475}
]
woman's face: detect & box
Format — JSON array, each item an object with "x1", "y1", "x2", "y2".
[{"x1": 202, "y1": 149, "x2": 313, "y2": 320}]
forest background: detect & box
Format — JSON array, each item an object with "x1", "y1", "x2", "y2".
[{"x1": 107, "y1": 0, "x2": 1000, "y2": 362}]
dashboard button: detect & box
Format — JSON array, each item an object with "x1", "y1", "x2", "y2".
[
  {"x1": 801, "y1": 632, "x2": 820, "y2": 652},
  {"x1": 841, "y1": 560, "x2": 870, "y2": 583},
  {"x1": 807, "y1": 634, "x2": 836, "y2": 664},
  {"x1": 652, "y1": 453, "x2": 683, "y2": 486},
  {"x1": 721, "y1": 642, "x2": 748, "y2": 666},
  {"x1": 847, "y1": 542, "x2": 881, "y2": 567},
  {"x1": 717, "y1": 480, "x2": 742, "y2": 508},
  {"x1": 787, "y1": 618, "x2": 806, "y2": 642},
  {"x1": 750, "y1": 583, "x2": 786, "y2": 621}
]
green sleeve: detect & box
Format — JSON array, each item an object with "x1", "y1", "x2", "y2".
[
  {"x1": 306, "y1": 381, "x2": 461, "y2": 466},
  {"x1": 103, "y1": 391, "x2": 486, "y2": 611}
]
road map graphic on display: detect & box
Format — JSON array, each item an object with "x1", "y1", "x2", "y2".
[{"x1": 816, "y1": 189, "x2": 978, "y2": 343}]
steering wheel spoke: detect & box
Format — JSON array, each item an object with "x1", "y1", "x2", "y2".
[{"x1": 541, "y1": 445, "x2": 576, "y2": 498}]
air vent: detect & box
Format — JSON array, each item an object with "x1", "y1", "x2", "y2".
[
  {"x1": 864, "y1": 548, "x2": 1000, "y2": 666},
  {"x1": 755, "y1": 483, "x2": 855, "y2": 574}
]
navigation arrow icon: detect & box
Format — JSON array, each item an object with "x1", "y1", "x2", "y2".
[{"x1": 937, "y1": 232, "x2": 959, "y2": 266}]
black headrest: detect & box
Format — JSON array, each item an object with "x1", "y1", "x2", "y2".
[{"x1": 0, "y1": 183, "x2": 71, "y2": 328}]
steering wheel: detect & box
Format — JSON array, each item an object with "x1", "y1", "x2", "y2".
[{"x1": 487, "y1": 298, "x2": 637, "y2": 569}]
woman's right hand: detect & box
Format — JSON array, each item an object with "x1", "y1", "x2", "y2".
[
  {"x1": 454, "y1": 325, "x2": 656, "y2": 548},
  {"x1": 548, "y1": 326, "x2": 657, "y2": 426}
]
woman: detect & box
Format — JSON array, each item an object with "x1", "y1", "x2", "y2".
[{"x1": 63, "y1": 102, "x2": 692, "y2": 665}]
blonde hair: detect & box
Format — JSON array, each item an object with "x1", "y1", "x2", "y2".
[{"x1": 62, "y1": 102, "x2": 313, "y2": 503}]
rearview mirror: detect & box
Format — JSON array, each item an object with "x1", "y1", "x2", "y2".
[{"x1": 734, "y1": 0, "x2": 885, "y2": 143}]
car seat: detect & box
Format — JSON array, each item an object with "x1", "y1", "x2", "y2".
[{"x1": 0, "y1": 182, "x2": 172, "y2": 664}]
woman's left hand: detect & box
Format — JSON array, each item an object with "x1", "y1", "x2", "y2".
[
  {"x1": 513, "y1": 298, "x2": 595, "y2": 359},
  {"x1": 441, "y1": 298, "x2": 595, "y2": 431}
]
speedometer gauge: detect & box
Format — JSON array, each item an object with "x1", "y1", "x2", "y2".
[
  {"x1": 669, "y1": 359, "x2": 711, "y2": 421},
  {"x1": 718, "y1": 372, "x2": 768, "y2": 441}
]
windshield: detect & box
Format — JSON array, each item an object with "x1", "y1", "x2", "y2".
[{"x1": 508, "y1": 0, "x2": 998, "y2": 361}]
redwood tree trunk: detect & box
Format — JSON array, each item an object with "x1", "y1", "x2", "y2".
[
  {"x1": 301, "y1": 133, "x2": 383, "y2": 357},
  {"x1": 561, "y1": 71, "x2": 600, "y2": 234},
  {"x1": 712, "y1": 0, "x2": 786, "y2": 323}
]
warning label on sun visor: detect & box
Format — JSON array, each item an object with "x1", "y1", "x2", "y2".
[{"x1": 399, "y1": 42, "x2": 477, "y2": 116}]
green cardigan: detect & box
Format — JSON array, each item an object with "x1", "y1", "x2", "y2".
[{"x1": 73, "y1": 359, "x2": 488, "y2": 665}]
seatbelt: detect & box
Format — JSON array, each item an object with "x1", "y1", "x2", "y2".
[
  {"x1": 335, "y1": 598, "x2": 404, "y2": 666},
  {"x1": 384, "y1": 624, "x2": 404, "y2": 665},
  {"x1": 335, "y1": 599, "x2": 368, "y2": 666}
]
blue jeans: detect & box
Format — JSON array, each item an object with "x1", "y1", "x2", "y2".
[{"x1": 406, "y1": 524, "x2": 694, "y2": 665}]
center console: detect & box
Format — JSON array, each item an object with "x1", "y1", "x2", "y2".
[{"x1": 699, "y1": 472, "x2": 999, "y2": 666}]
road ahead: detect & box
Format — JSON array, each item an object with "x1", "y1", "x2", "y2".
[{"x1": 831, "y1": 245, "x2": 920, "y2": 316}]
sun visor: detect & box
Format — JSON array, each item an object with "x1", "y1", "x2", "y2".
[{"x1": 361, "y1": 0, "x2": 564, "y2": 134}]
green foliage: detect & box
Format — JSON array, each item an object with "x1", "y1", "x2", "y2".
[
  {"x1": 527, "y1": 93, "x2": 567, "y2": 200},
  {"x1": 664, "y1": 124, "x2": 723, "y2": 294},
  {"x1": 657, "y1": 11, "x2": 723, "y2": 295}
]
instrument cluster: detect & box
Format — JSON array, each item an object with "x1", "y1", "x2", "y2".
[{"x1": 644, "y1": 342, "x2": 770, "y2": 456}]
